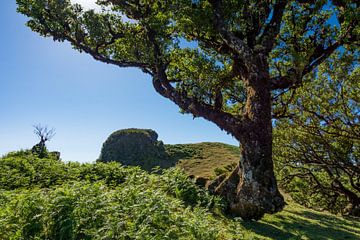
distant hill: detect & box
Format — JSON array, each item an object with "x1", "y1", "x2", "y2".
[
  {"x1": 98, "y1": 129, "x2": 239, "y2": 179},
  {"x1": 165, "y1": 142, "x2": 239, "y2": 181}
]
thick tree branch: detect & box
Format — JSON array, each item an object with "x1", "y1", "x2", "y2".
[
  {"x1": 258, "y1": 0, "x2": 287, "y2": 54},
  {"x1": 144, "y1": 25, "x2": 244, "y2": 139},
  {"x1": 37, "y1": 13, "x2": 152, "y2": 75},
  {"x1": 326, "y1": 168, "x2": 360, "y2": 204},
  {"x1": 270, "y1": 41, "x2": 341, "y2": 90},
  {"x1": 270, "y1": 18, "x2": 357, "y2": 91},
  {"x1": 152, "y1": 66, "x2": 244, "y2": 139},
  {"x1": 270, "y1": 68, "x2": 302, "y2": 90},
  {"x1": 302, "y1": 41, "x2": 342, "y2": 76}
]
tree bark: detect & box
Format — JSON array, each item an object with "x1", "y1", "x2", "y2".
[
  {"x1": 152, "y1": 56, "x2": 285, "y2": 220},
  {"x1": 214, "y1": 64, "x2": 285, "y2": 220}
]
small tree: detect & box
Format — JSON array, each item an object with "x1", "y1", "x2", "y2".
[
  {"x1": 32, "y1": 124, "x2": 56, "y2": 158},
  {"x1": 16, "y1": 0, "x2": 359, "y2": 219},
  {"x1": 274, "y1": 51, "x2": 360, "y2": 216}
]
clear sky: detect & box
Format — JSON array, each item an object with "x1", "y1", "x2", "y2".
[{"x1": 0, "y1": 1, "x2": 237, "y2": 163}]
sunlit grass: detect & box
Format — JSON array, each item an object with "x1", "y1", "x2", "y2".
[
  {"x1": 168, "y1": 142, "x2": 239, "y2": 179},
  {"x1": 1, "y1": 150, "x2": 359, "y2": 239}
]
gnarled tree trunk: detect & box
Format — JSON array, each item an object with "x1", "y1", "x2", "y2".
[{"x1": 214, "y1": 65, "x2": 284, "y2": 220}]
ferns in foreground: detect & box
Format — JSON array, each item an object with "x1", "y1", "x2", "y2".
[{"x1": 0, "y1": 151, "x2": 245, "y2": 239}]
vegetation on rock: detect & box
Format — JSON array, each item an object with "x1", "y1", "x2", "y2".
[
  {"x1": 98, "y1": 128, "x2": 175, "y2": 170},
  {"x1": 98, "y1": 127, "x2": 239, "y2": 180}
]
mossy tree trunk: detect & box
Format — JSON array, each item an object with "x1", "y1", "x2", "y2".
[{"x1": 215, "y1": 62, "x2": 284, "y2": 220}]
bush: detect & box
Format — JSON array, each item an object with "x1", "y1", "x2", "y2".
[
  {"x1": 0, "y1": 151, "x2": 73, "y2": 189},
  {"x1": 159, "y1": 168, "x2": 225, "y2": 213}
]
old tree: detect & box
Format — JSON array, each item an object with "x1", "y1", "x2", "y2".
[{"x1": 17, "y1": 0, "x2": 359, "y2": 219}]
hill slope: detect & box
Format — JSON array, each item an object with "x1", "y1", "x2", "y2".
[
  {"x1": 166, "y1": 142, "x2": 239, "y2": 180},
  {"x1": 1, "y1": 151, "x2": 359, "y2": 240}
]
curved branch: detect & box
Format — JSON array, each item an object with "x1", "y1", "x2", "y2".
[
  {"x1": 152, "y1": 66, "x2": 244, "y2": 140},
  {"x1": 37, "y1": 14, "x2": 152, "y2": 75},
  {"x1": 270, "y1": 42, "x2": 341, "y2": 90},
  {"x1": 270, "y1": 19, "x2": 356, "y2": 90},
  {"x1": 143, "y1": 25, "x2": 244, "y2": 139},
  {"x1": 270, "y1": 69, "x2": 302, "y2": 90},
  {"x1": 302, "y1": 41, "x2": 342, "y2": 76}
]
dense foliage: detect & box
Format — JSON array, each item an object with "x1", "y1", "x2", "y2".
[
  {"x1": 15, "y1": 0, "x2": 358, "y2": 113},
  {"x1": 274, "y1": 51, "x2": 360, "y2": 216},
  {"x1": 1, "y1": 150, "x2": 360, "y2": 239},
  {"x1": 0, "y1": 151, "x2": 261, "y2": 239}
]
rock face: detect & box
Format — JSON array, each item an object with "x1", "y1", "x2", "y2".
[{"x1": 98, "y1": 129, "x2": 172, "y2": 170}]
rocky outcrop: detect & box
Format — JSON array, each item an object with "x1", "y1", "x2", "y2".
[{"x1": 98, "y1": 128, "x2": 175, "y2": 170}]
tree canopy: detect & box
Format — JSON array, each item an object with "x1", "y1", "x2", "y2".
[{"x1": 16, "y1": 0, "x2": 358, "y2": 129}]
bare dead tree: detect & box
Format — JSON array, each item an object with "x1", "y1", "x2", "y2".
[{"x1": 32, "y1": 124, "x2": 55, "y2": 158}]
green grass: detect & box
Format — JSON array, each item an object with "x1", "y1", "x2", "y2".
[
  {"x1": 168, "y1": 143, "x2": 360, "y2": 239},
  {"x1": 166, "y1": 142, "x2": 239, "y2": 180},
  {"x1": 1, "y1": 150, "x2": 359, "y2": 240},
  {"x1": 245, "y1": 201, "x2": 360, "y2": 240}
]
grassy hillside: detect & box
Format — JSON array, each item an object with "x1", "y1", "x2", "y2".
[
  {"x1": 166, "y1": 142, "x2": 239, "y2": 180},
  {"x1": 244, "y1": 201, "x2": 360, "y2": 239},
  {"x1": 1, "y1": 150, "x2": 359, "y2": 240}
]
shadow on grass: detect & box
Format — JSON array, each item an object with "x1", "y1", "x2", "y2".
[
  {"x1": 242, "y1": 220, "x2": 296, "y2": 239},
  {"x1": 241, "y1": 207, "x2": 360, "y2": 240}
]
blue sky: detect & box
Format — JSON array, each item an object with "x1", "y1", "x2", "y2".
[{"x1": 0, "y1": 1, "x2": 237, "y2": 162}]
